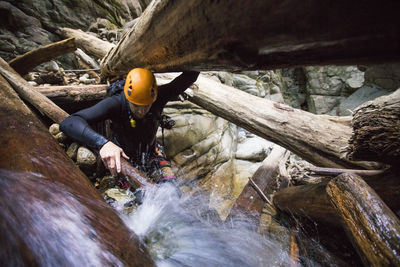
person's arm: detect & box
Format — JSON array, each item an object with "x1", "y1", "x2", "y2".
[
  {"x1": 157, "y1": 71, "x2": 199, "y2": 103},
  {"x1": 60, "y1": 94, "x2": 129, "y2": 176}
]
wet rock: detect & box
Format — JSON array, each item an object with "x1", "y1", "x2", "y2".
[
  {"x1": 98, "y1": 175, "x2": 116, "y2": 192},
  {"x1": 54, "y1": 132, "x2": 68, "y2": 143},
  {"x1": 235, "y1": 134, "x2": 274, "y2": 161},
  {"x1": 49, "y1": 123, "x2": 60, "y2": 136},
  {"x1": 66, "y1": 142, "x2": 79, "y2": 160},
  {"x1": 79, "y1": 73, "x2": 97, "y2": 84},
  {"x1": 76, "y1": 147, "x2": 97, "y2": 167}
]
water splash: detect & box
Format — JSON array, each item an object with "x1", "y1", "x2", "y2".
[
  {"x1": 0, "y1": 169, "x2": 122, "y2": 267},
  {"x1": 121, "y1": 183, "x2": 291, "y2": 266}
]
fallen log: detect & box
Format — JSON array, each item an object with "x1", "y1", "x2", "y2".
[
  {"x1": 307, "y1": 166, "x2": 385, "y2": 177},
  {"x1": 35, "y1": 84, "x2": 107, "y2": 112},
  {"x1": 8, "y1": 38, "x2": 77, "y2": 76},
  {"x1": 0, "y1": 75, "x2": 154, "y2": 265},
  {"x1": 186, "y1": 74, "x2": 378, "y2": 169},
  {"x1": 0, "y1": 58, "x2": 153, "y2": 189},
  {"x1": 273, "y1": 181, "x2": 336, "y2": 225},
  {"x1": 0, "y1": 57, "x2": 68, "y2": 124},
  {"x1": 228, "y1": 145, "x2": 289, "y2": 217},
  {"x1": 36, "y1": 84, "x2": 107, "y2": 105},
  {"x1": 101, "y1": 0, "x2": 400, "y2": 76},
  {"x1": 75, "y1": 48, "x2": 101, "y2": 69},
  {"x1": 326, "y1": 173, "x2": 400, "y2": 266},
  {"x1": 273, "y1": 169, "x2": 400, "y2": 225},
  {"x1": 57, "y1": 27, "x2": 115, "y2": 59},
  {"x1": 347, "y1": 88, "x2": 400, "y2": 165}
]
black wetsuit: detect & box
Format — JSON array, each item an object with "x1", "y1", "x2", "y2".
[{"x1": 60, "y1": 72, "x2": 199, "y2": 167}]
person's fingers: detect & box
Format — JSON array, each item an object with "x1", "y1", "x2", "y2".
[
  {"x1": 115, "y1": 152, "x2": 121, "y2": 173},
  {"x1": 109, "y1": 157, "x2": 116, "y2": 176},
  {"x1": 122, "y1": 151, "x2": 129, "y2": 160}
]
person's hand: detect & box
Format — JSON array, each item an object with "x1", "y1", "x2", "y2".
[{"x1": 99, "y1": 141, "x2": 129, "y2": 176}]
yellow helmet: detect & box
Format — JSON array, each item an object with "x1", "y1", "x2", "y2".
[{"x1": 124, "y1": 68, "x2": 157, "y2": 105}]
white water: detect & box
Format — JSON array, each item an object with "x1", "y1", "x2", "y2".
[{"x1": 119, "y1": 183, "x2": 292, "y2": 266}]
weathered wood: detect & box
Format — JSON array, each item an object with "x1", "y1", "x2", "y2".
[
  {"x1": 307, "y1": 167, "x2": 385, "y2": 177},
  {"x1": 347, "y1": 88, "x2": 400, "y2": 165},
  {"x1": 274, "y1": 170, "x2": 400, "y2": 225},
  {"x1": 101, "y1": 0, "x2": 400, "y2": 76},
  {"x1": 0, "y1": 57, "x2": 69, "y2": 124},
  {"x1": 8, "y1": 38, "x2": 77, "y2": 76},
  {"x1": 186, "y1": 74, "x2": 377, "y2": 169},
  {"x1": 0, "y1": 59, "x2": 153, "y2": 190},
  {"x1": 273, "y1": 181, "x2": 337, "y2": 225},
  {"x1": 57, "y1": 27, "x2": 115, "y2": 59},
  {"x1": 36, "y1": 84, "x2": 107, "y2": 104},
  {"x1": 0, "y1": 75, "x2": 154, "y2": 266},
  {"x1": 229, "y1": 146, "x2": 289, "y2": 216},
  {"x1": 75, "y1": 48, "x2": 101, "y2": 69},
  {"x1": 326, "y1": 173, "x2": 400, "y2": 266}
]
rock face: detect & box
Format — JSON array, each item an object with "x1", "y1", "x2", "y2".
[{"x1": 0, "y1": 0, "x2": 150, "y2": 68}]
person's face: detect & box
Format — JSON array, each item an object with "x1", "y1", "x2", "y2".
[{"x1": 129, "y1": 102, "x2": 152, "y2": 119}]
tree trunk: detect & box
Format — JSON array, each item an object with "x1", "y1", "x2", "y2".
[
  {"x1": 57, "y1": 27, "x2": 115, "y2": 59},
  {"x1": 36, "y1": 84, "x2": 107, "y2": 106},
  {"x1": 0, "y1": 57, "x2": 69, "y2": 124},
  {"x1": 326, "y1": 173, "x2": 400, "y2": 266},
  {"x1": 101, "y1": 0, "x2": 400, "y2": 76},
  {"x1": 273, "y1": 181, "x2": 337, "y2": 225},
  {"x1": 0, "y1": 75, "x2": 154, "y2": 266},
  {"x1": 186, "y1": 74, "x2": 378, "y2": 169},
  {"x1": 8, "y1": 38, "x2": 77, "y2": 76},
  {"x1": 229, "y1": 145, "x2": 289, "y2": 217},
  {"x1": 347, "y1": 89, "x2": 400, "y2": 165},
  {"x1": 273, "y1": 170, "x2": 400, "y2": 225}
]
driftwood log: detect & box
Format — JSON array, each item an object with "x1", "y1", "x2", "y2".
[
  {"x1": 0, "y1": 59, "x2": 153, "y2": 189},
  {"x1": 0, "y1": 57, "x2": 69, "y2": 124},
  {"x1": 347, "y1": 89, "x2": 400, "y2": 165},
  {"x1": 8, "y1": 38, "x2": 77, "y2": 76},
  {"x1": 0, "y1": 75, "x2": 154, "y2": 265},
  {"x1": 186, "y1": 74, "x2": 377, "y2": 169},
  {"x1": 101, "y1": 0, "x2": 400, "y2": 76},
  {"x1": 57, "y1": 27, "x2": 115, "y2": 59},
  {"x1": 36, "y1": 84, "x2": 107, "y2": 112},
  {"x1": 228, "y1": 145, "x2": 289, "y2": 217},
  {"x1": 273, "y1": 169, "x2": 400, "y2": 225},
  {"x1": 326, "y1": 173, "x2": 400, "y2": 266}
]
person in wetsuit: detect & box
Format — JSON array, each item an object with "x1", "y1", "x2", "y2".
[{"x1": 60, "y1": 68, "x2": 199, "y2": 185}]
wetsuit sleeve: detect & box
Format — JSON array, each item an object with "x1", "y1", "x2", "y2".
[
  {"x1": 157, "y1": 71, "x2": 199, "y2": 104},
  {"x1": 60, "y1": 95, "x2": 121, "y2": 150}
]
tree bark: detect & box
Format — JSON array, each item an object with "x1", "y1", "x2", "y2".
[
  {"x1": 273, "y1": 170, "x2": 400, "y2": 226},
  {"x1": 101, "y1": 0, "x2": 400, "y2": 76},
  {"x1": 8, "y1": 38, "x2": 77, "y2": 76},
  {"x1": 57, "y1": 27, "x2": 115, "y2": 59},
  {"x1": 228, "y1": 145, "x2": 289, "y2": 217},
  {"x1": 326, "y1": 173, "x2": 400, "y2": 266},
  {"x1": 0, "y1": 75, "x2": 154, "y2": 266},
  {"x1": 186, "y1": 74, "x2": 378, "y2": 169},
  {"x1": 0, "y1": 57, "x2": 69, "y2": 124},
  {"x1": 36, "y1": 84, "x2": 107, "y2": 106},
  {"x1": 347, "y1": 88, "x2": 400, "y2": 165},
  {"x1": 273, "y1": 181, "x2": 337, "y2": 225}
]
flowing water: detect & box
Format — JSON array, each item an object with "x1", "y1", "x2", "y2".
[
  {"x1": 115, "y1": 183, "x2": 292, "y2": 266},
  {"x1": 1, "y1": 168, "x2": 343, "y2": 266}
]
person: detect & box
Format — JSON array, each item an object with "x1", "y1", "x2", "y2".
[{"x1": 60, "y1": 68, "x2": 199, "y2": 187}]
